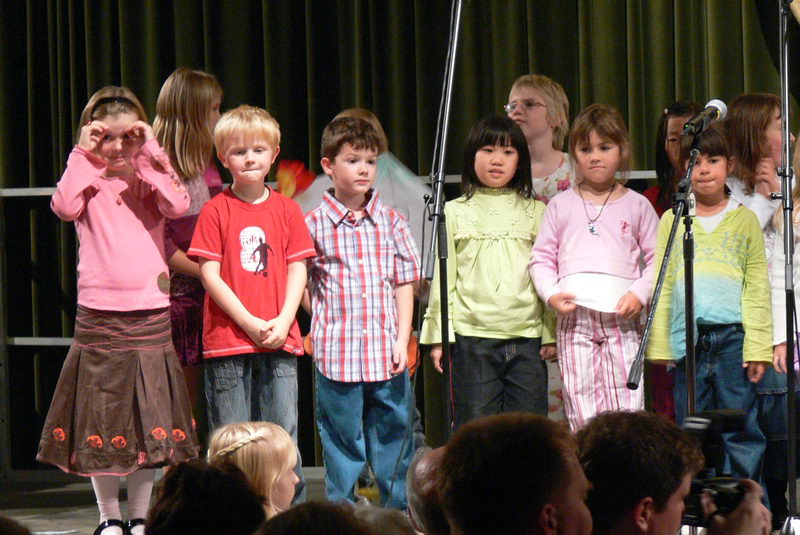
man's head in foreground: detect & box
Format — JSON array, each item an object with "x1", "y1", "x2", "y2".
[{"x1": 438, "y1": 413, "x2": 592, "y2": 535}]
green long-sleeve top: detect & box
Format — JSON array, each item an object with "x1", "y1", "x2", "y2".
[
  {"x1": 420, "y1": 188, "x2": 555, "y2": 344},
  {"x1": 646, "y1": 204, "x2": 772, "y2": 363}
]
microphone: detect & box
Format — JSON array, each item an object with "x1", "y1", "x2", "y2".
[{"x1": 683, "y1": 99, "x2": 727, "y2": 136}]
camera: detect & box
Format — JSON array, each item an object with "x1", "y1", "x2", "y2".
[{"x1": 680, "y1": 409, "x2": 746, "y2": 526}]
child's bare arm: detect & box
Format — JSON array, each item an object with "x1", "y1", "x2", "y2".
[
  {"x1": 199, "y1": 258, "x2": 269, "y2": 346},
  {"x1": 300, "y1": 259, "x2": 313, "y2": 314},
  {"x1": 168, "y1": 250, "x2": 201, "y2": 279},
  {"x1": 300, "y1": 286, "x2": 312, "y2": 315},
  {"x1": 263, "y1": 260, "x2": 307, "y2": 349},
  {"x1": 392, "y1": 281, "x2": 415, "y2": 374}
]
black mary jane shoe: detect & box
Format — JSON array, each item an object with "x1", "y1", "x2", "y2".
[
  {"x1": 125, "y1": 518, "x2": 146, "y2": 534},
  {"x1": 93, "y1": 519, "x2": 125, "y2": 535}
]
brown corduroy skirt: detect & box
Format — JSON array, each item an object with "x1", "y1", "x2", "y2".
[{"x1": 37, "y1": 306, "x2": 199, "y2": 476}]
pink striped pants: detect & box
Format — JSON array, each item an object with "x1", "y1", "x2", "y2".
[{"x1": 557, "y1": 306, "x2": 644, "y2": 431}]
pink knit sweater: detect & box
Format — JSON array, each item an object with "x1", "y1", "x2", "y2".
[
  {"x1": 530, "y1": 188, "x2": 659, "y2": 307},
  {"x1": 51, "y1": 139, "x2": 189, "y2": 311}
]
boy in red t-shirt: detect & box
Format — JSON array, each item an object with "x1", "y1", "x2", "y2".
[{"x1": 188, "y1": 105, "x2": 315, "y2": 499}]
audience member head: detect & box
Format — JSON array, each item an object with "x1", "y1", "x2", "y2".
[
  {"x1": 407, "y1": 446, "x2": 449, "y2": 535},
  {"x1": 353, "y1": 505, "x2": 415, "y2": 535},
  {"x1": 259, "y1": 501, "x2": 374, "y2": 535},
  {"x1": 654, "y1": 100, "x2": 703, "y2": 209},
  {"x1": 145, "y1": 459, "x2": 266, "y2": 535},
  {"x1": 438, "y1": 413, "x2": 591, "y2": 535},
  {"x1": 506, "y1": 74, "x2": 570, "y2": 151},
  {"x1": 0, "y1": 515, "x2": 32, "y2": 535},
  {"x1": 208, "y1": 421, "x2": 299, "y2": 518},
  {"x1": 576, "y1": 411, "x2": 704, "y2": 535}
]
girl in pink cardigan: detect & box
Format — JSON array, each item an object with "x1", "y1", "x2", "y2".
[
  {"x1": 530, "y1": 104, "x2": 659, "y2": 431},
  {"x1": 37, "y1": 86, "x2": 198, "y2": 535}
]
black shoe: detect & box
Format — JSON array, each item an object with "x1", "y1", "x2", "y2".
[
  {"x1": 93, "y1": 519, "x2": 125, "y2": 535},
  {"x1": 125, "y1": 518, "x2": 146, "y2": 534}
]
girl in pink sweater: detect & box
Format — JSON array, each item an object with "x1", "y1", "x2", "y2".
[
  {"x1": 37, "y1": 86, "x2": 197, "y2": 535},
  {"x1": 530, "y1": 104, "x2": 659, "y2": 430}
]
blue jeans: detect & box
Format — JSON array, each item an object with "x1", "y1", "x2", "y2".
[
  {"x1": 756, "y1": 367, "x2": 800, "y2": 481},
  {"x1": 673, "y1": 324, "x2": 765, "y2": 481},
  {"x1": 204, "y1": 352, "x2": 306, "y2": 501},
  {"x1": 452, "y1": 335, "x2": 547, "y2": 430},
  {"x1": 316, "y1": 370, "x2": 412, "y2": 508}
]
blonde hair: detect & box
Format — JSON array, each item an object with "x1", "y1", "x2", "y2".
[
  {"x1": 208, "y1": 422, "x2": 297, "y2": 519},
  {"x1": 333, "y1": 108, "x2": 388, "y2": 154},
  {"x1": 509, "y1": 74, "x2": 570, "y2": 150},
  {"x1": 214, "y1": 105, "x2": 280, "y2": 155},
  {"x1": 569, "y1": 103, "x2": 632, "y2": 184},
  {"x1": 153, "y1": 68, "x2": 222, "y2": 182},
  {"x1": 77, "y1": 86, "x2": 147, "y2": 142}
]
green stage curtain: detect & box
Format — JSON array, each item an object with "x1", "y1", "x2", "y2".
[{"x1": 0, "y1": 0, "x2": 796, "y2": 467}]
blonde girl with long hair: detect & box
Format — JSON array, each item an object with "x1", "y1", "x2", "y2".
[
  {"x1": 153, "y1": 68, "x2": 224, "y2": 410},
  {"x1": 208, "y1": 422, "x2": 300, "y2": 519}
]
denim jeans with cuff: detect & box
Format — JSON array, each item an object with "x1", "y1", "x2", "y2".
[
  {"x1": 673, "y1": 323, "x2": 764, "y2": 482},
  {"x1": 316, "y1": 370, "x2": 412, "y2": 508},
  {"x1": 205, "y1": 351, "x2": 306, "y2": 502}
]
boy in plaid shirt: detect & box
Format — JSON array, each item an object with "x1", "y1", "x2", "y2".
[{"x1": 304, "y1": 117, "x2": 420, "y2": 507}]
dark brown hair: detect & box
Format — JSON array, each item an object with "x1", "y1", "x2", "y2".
[
  {"x1": 683, "y1": 123, "x2": 730, "y2": 162},
  {"x1": 259, "y1": 502, "x2": 374, "y2": 535},
  {"x1": 438, "y1": 413, "x2": 573, "y2": 535},
  {"x1": 320, "y1": 117, "x2": 382, "y2": 160},
  {"x1": 577, "y1": 411, "x2": 704, "y2": 533},
  {"x1": 146, "y1": 460, "x2": 266, "y2": 535},
  {"x1": 333, "y1": 108, "x2": 388, "y2": 154}
]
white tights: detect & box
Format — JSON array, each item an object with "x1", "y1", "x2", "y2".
[{"x1": 91, "y1": 469, "x2": 155, "y2": 535}]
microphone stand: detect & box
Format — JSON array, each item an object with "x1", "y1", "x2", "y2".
[
  {"x1": 628, "y1": 142, "x2": 701, "y2": 421},
  {"x1": 778, "y1": 1, "x2": 799, "y2": 532},
  {"x1": 423, "y1": 0, "x2": 463, "y2": 431}
]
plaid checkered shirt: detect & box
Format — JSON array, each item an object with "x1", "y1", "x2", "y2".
[{"x1": 306, "y1": 189, "x2": 420, "y2": 382}]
